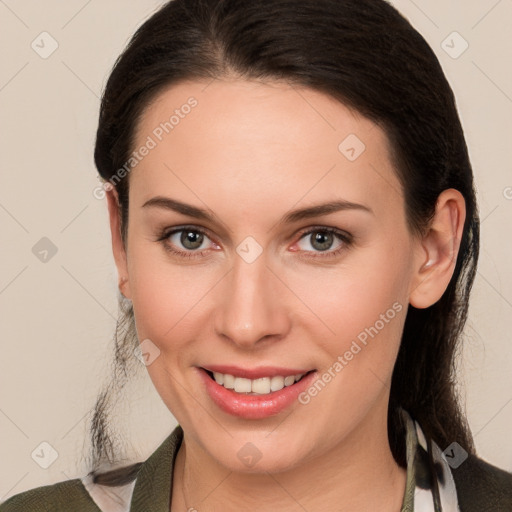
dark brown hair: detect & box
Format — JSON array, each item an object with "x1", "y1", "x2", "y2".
[{"x1": 90, "y1": 0, "x2": 479, "y2": 485}]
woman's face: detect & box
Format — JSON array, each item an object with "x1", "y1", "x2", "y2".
[{"x1": 111, "y1": 78, "x2": 427, "y2": 472}]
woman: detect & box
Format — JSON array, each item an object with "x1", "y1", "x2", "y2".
[{"x1": 2, "y1": 0, "x2": 511, "y2": 510}]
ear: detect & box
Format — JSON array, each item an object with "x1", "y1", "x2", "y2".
[
  {"x1": 409, "y1": 188, "x2": 466, "y2": 309},
  {"x1": 106, "y1": 187, "x2": 132, "y2": 299}
]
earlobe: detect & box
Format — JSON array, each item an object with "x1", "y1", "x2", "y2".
[
  {"x1": 409, "y1": 189, "x2": 466, "y2": 309},
  {"x1": 105, "y1": 188, "x2": 131, "y2": 299}
]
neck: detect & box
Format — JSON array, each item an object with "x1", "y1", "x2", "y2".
[{"x1": 171, "y1": 402, "x2": 407, "y2": 512}]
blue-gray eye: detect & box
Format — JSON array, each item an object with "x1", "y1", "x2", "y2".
[{"x1": 297, "y1": 229, "x2": 345, "y2": 252}]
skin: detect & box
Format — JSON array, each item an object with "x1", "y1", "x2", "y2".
[{"x1": 106, "y1": 78, "x2": 466, "y2": 511}]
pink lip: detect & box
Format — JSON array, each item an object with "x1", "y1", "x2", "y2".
[
  {"x1": 202, "y1": 364, "x2": 311, "y2": 380},
  {"x1": 197, "y1": 367, "x2": 318, "y2": 420}
]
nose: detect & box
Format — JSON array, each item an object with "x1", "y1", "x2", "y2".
[{"x1": 213, "y1": 251, "x2": 291, "y2": 349}]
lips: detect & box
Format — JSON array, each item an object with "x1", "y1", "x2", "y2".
[{"x1": 197, "y1": 365, "x2": 318, "y2": 419}]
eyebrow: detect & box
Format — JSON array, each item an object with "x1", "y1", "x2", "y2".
[{"x1": 141, "y1": 196, "x2": 373, "y2": 225}]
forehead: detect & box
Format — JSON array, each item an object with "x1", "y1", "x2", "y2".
[{"x1": 130, "y1": 79, "x2": 402, "y2": 217}]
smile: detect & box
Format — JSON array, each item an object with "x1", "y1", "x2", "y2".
[
  {"x1": 207, "y1": 370, "x2": 308, "y2": 395},
  {"x1": 198, "y1": 366, "x2": 318, "y2": 419}
]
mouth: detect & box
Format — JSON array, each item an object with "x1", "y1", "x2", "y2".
[
  {"x1": 202, "y1": 368, "x2": 315, "y2": 395},
  {"x1": 203, "y1": 368, "x2": 315, "y2": 395},
  {"x1": 197, "y1": 365, "x2": 318, "y2": 419}
]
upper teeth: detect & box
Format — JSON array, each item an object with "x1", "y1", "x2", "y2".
[{"x1": 212, "y1": 372, "x2": 305, "y2": 395}]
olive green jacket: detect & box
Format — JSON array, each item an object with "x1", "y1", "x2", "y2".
[{"x1": 1, "y1": 410, "x2": 512, "y2": 511}]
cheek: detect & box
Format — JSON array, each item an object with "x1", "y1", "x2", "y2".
[
  {"x1": 129, "y1": 266, "x2": 206, "y2": 345},
  {"x1": 126, "y1": 245, "x2": 211, "y2": 414},
  {"x1": 126, "y1": 239, "x2": 195, "y2": 345},
  {"x1": 288, "y1": 242, "x2": 411, "y2": 365},
  {"x1": 126, "y1": 239, "x2": 225, "y2": 374}
]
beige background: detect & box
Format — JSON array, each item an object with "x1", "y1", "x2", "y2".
[{"x1": 1, "y1": 0, "x2": 511, "y2": 502}]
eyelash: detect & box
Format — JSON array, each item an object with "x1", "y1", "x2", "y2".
[{"x1": 156, "y1": 225, "x2": 353, "y2": 261}]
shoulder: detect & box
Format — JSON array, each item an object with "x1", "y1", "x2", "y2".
[
  {"x1": 0, "y1": 426, "x2": 183, "y2": 512},
  {"x1": 451, "y1": 453, "x2": 512, "y2": 511},
  {"x1": 0, "y1": 478, "x2": 101, "y2": 512}
]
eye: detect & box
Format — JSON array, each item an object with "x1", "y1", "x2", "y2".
[
  {"x1": 293, "y1": 227, "x2": 352, "y2": 259},
  {"x1": 171, "y1": 229, "x2": 208, "y2": 250},
  {"x1": 157, "y1": 226, "x2": 218, "y2": 259}
]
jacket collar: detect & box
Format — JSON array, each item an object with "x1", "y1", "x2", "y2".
[{"x1": 129, "y1": 425, "x2": 183, "y2": 511}]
